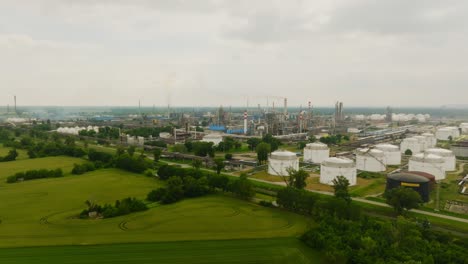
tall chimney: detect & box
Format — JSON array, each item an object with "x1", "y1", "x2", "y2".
[
  {"x1": 14, "y1": 95, "x2": 17, "y2": 114},
  {"x1": 243, "y1": 110, "x2": 248, "y2": 135},
  {"x1": 283, "y1": 98, "x2": 288, "y2": 119}
]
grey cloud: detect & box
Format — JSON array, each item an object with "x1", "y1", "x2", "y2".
[{"x1": 326, "y1": 0, "x2": 468, "y2": 35}]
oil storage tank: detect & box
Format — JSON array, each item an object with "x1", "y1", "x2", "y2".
[
  {"x1": 303, "y1": 142, "x2": 329, "y2": 163},
  {"x1": 436, "y1": 127, "x2": 460, "y2": 140},
  {"x1": 401, "y1": 137, "x2": 422, "y2": 154},
  {"x1": 460, "y1": 123, "x2": 468, "y2": 134},
  {"x1": 422, "y1": 133, "x2": 437, "y2": 148},
  {"x1": 386, "y1": 172, "x2": 431, "y2": 202},
  {"x1": 425, "y1": 148, "x2": 456, "y2": 171},
  {"x1": 413, "y1": 135, "x2": 427, "y2": 151},
  {"x1": 356, "y1": 148, "x2": 386, "y2": 172},
  {"x1": 268, "y1": 150, "x2": 299, "y2": 176},
  {"x1": 408, "y1": 153, "x2": 445, "y2": 180},
  {"x1": 320, "y1": 157, "x2": 357, "y2": 186},
  {"x1": 375, "y1": 143, "x2": 401, "y2": 165}
]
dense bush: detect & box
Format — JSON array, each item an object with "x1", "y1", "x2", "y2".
[
  {"x1": 114, "y1": 153, "x2": 153, "y2": 173},
  {"x1": 26, "y1": 142, "x2": 86, "y2": 159},
  {"x1": 71, "y1": 163, "x2": 96, "y2": 175},
  {"x1": 0, "y1": 149, "x2": 18, "y2": 162},
  {"x1": 7, "y1": 168, "x2": 63, "y2": 183},
  {"x1": 149, "y1": 165, "x2": 249, "y2": 204},
  {"x1": 301, "y1": 215, "x2": 468, "y2": 263},
  {"x1": 80, "y1": 197, "x2": 148, "y2": 219},
  {"x1": 88, "y1": 149, "x2": 114, "y2": 164}
]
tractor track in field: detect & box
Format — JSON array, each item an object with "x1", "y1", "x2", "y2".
[{"x1": 118, "y1": 220, "x2": 129, "y2": 231}]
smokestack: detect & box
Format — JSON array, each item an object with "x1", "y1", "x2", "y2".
[
  {"x1": 14, "y1": 95, "x2": 17, "y2": 114},
  {"x1": 283, "y1": 98, "x2": 287, "y2": 118},
  {"x1": 243, "y1": 110, "x2": 247, "y2": 135}
]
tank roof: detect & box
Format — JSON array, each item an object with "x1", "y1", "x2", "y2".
[
  {"x1": 375, "y1": 144, "x2": 399, "y2": 151},
  {"x1": 408, "y1": 171, "x2": 436, "y2": 182},
  {"x1": 322, "y1": 157, "x2": 355, "y2": 168},
  {"x1": 388, "y1": 172, "x2": 430, "y2": 183},
  {"x1": 270, "y1": 150, "x2": 298, "y2": 160},
  {"x1": 305, "y1": 142, "x2": 328, "y2": 150},
  {"x1": 425, "y1": 148, "x2": 454, "y2": 157},
  {"x1": 410, "y1": 153, "x2": 444, "y2": 163},
  {"x1": 356, "y1": 148, "x2": 385, "y2": 156}
]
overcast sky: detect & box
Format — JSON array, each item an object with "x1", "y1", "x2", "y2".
[{"x1": 1, "y1": 0, "x2": 467, "y2": 107}]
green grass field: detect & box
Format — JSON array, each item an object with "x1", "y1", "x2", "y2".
[
  {"x1": 0, "y1": 156, "x2": 85, "y2": 183},
  {"x1": 0, "y1": 238, "x2": 323, "y2": 264},
  {"x1": 0, "y1": 167, "x2": 311, "y2": 247},
  {"x1": 0, "y1": 154, "x2": 319, "y2": 262}
]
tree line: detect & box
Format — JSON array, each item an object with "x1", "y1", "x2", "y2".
[
  {"x1": 147, "y1": 165, "x2": 255, "y2": 204},
  {"x1": 7, "y1": 169, "x2": 63, "y2": 183}
]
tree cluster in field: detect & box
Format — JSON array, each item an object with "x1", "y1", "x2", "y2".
[
  {"x1": 319, "y1": 134, "x2": 349, "y2": 145},
  {"x1": 78, "y1": 126, "x2": 120, "y2": 139},
  {"x1": 275, "y1": 175, "x2": 466, "y2": 263},
  {"x1": 147, "y1": 165, "x2": 254, "y2": 204},
  {"x1": 301, "y1": 213, "x2": 468, "y2": 263},
  {"x1": 7, "y1": 168, "x2": 63, "y2": 183},
  {"x1": 124, "y1": 126, "x2": 173, "y2": 138},
  {"x1": 0, "y1": 149, "x2": 18, "y2": 162},
  {"x1": 184, "y1": 141, "x2": 215, "y2": 157},
  {"x1": 79, "y1": 198, "x2": 147, "y2": 219},
  {"x1": 86, "y1": 149, "x2": 154, "y2": 174},
  {"x1": 71, "y1": 162, "x2": 97, "y2": 175},
  {"x1": 7, "y1": 136, "x2": 87, "y2": 159},
  {"x1": 248, "y1": 134, "x2": 283, "y2": 164}
]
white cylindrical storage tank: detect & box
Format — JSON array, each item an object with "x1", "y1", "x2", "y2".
[
  {"x1": 303, "y1": 142, "x2": 329, "y2": 164},
  {"x1": 460, "y1": 123, "x2": 468, "y2": 134},
  {"x1": 436, "y1": 127, "x2": 459, "y2": 140},
  {"x1": 413, "y1": 135, "x2": 427, "y2": 151},
  {"x1": 375, "y1": 144, "x2": 401, "y2": 165},
  {"x1": 320, "y1": 157, "x2": 356, "y2": 186},
  {"x1": 268, "y1": 150, "x2": 299, "y2": 176},
  {"x1": 401, "y1": 138, "x2": 421, "y2": 154},
  {"x1": 356, "y1": 148, "x2": 386, "y2": 172},
  {"x1": 425, "y1": 148, "x2": 456, "y2": 171},
  {"x1": 409, "y1": 153, "x2": 445, "y2": 180},
  {"x1": 422, "y1": 133, "x2": 437, "y2": 148}
]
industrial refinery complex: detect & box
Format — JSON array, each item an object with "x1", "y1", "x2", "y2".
[{"x1": 2, "y1": 98, "x2": 468, "y2": 215}]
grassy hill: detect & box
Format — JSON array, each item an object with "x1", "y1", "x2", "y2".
[{"x1": 0, "y1": 157, "x2": 320, "y2": 263}]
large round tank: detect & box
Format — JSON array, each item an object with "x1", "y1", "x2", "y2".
[
  {"x1": 356, "y1": 148, "x2": 386, "y2": 172},
  {"x1": 436, "y1": 127, "x2": 460, "y2": 140},
  {"x1": 386, "y1": 172, "x2": 431, "y2": 202},
  {"x1": 375, "y1": 143, "x2": 401, "y2": 165},
  {"x1": 268, "y1": 150, "x2": 299, "y2": 176},
  {"x1": 425, "y1": 148, "x2": 456, "y2": 171},
  {"x1": 460, "y1": 123, "x2": 468, "y2": 134},
  {"x1": 320, "y1": 157, "x2": 357, "y2": 186},
  {"x1": 413, "y1": 136, "x2": 427, "y2": 151},
  {"x1": 408, "y1": 153, "x2": 445, "y2": 180},
  {"x1": 400, "y1": 138, "x2": 422, "y2": 154},
  {"x1": 422, "y1": 133, "x2": 437, "y2": 148},
  {"x1": 303, "y1": 142, "x2": 329, "y2": 164}
]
